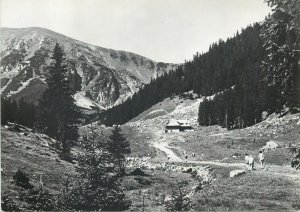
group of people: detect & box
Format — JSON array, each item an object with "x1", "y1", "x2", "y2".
[
  {"x1": 166, "y1": 152, "x2": 195, "y2": 162},
  {"x1": 183, "y1": 152, "x2": 196, "y2": 162},
  {"x1": 245, "y1": 150, "x2": 266, "y2": 170},
  {"x1": 166, "y1": 149, "x2": 266, "y2": 169}
]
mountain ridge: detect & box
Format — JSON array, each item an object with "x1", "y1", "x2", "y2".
[
  {"x1": 0, "y1": 27, "x2": 178, "y2": 109},
  {"x1": 0, "y1": 27, "x2": 168, "y2": 62}
]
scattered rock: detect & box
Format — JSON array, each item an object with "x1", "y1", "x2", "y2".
[
  {"x1": 230, "y1": 170, "x2": 245, "y2": 178},
  {"x1": 230, "y1": 153, "x2": 241, "y2": 158},
  {"x1": 126, "y1": 157, "x2": 212, "y2": 184},
  {"x1": 262, "y1": 140, "x2": 278, "y2": 150},
  {"x1": 164, "y1": 195, "x2": 173, "y2": 202},
  {"x1": 191, "y1": 183, "x2": 202, "y2": 192}
]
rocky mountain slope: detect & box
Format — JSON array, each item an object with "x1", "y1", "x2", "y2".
[{"x1": 0, "y1": 27, "x2": 177, "y2": 108}]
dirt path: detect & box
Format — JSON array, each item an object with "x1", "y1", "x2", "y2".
[
  {"x1": 152, "y1": 138, "x2": 300, "y2": 181},
  {"x1": 142, "y1": 122, "x2": 300, "y2": 183},
  {"x1": 152, "y1": 141, "x2": 182, "y2": 162},
  {"x1": 152, "y1": 141, "x2": 245, "y2": 167}
]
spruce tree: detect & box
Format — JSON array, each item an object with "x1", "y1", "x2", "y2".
[
  {"x1": 36, "y1": 43, "x2": 81, "y2": 153},
  {"x1": 198, "y1": 98, "x2": 209, "y2": 126},
  {"x1": 16, "y1": 98, "x2": 36, "y2": 128},
  {"x1": 1, "y1": 97, "x2": 10, "y2": 125},
  {"x1": 57, "y1": 124, "x2": 131, "y2": 211},
  {"x1": 108, "y1": 126, "x2": 131, "y2": 175},
  {"x1": 262, "y1": 0, "x2": 300, "y2": 111}
]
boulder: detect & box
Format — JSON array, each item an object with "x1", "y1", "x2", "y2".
[
  {"x1": 262, "y1": 140, "x2": 278, "y2": 150},
  {"x1": 230, "y1": 153, "x2": 241, "y2": 158},
  {"x1": 230, "y1": 170, "x2": 245, "y2": 178}
]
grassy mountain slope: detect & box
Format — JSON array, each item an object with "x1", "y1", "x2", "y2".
[
  {"x1": 0, "y1": 27, "x2": 177, "y2": 108},
  {"x1": 1, "y1": 125, "x2": 77, "y2": 209}
]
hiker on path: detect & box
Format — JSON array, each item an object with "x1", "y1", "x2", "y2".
[
  {"x1": 192, "y1": 152, "x2": 196, "y2": 161},
  {"x1": 258, "y1": 150, "x2": 266, "y2": 168},
  {"x1": 184, "y1": 154, "x2": 188, "y2": 162},
  {"x1": 245, "y1": 153, "x2": 250, "y2": 170},
  {"x1": 248, "y1": 155, "x2": 255, "y2": 170}
]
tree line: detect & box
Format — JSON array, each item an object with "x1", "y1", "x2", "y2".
[
  {"x1": 199, "y1": 0, "x2": 299, "y2": 129},
  {"x1": 100, "y1": 0, "x2": 299, "y2": 128},
  {"x1": 1, "y1": 97, "x2": 36, "y2": 128},
  {"x1": 100, "y1": 23, "x2": 266, "y2": 127}
]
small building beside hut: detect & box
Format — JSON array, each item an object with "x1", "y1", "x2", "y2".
[{"x1": 165, "y1": 119, "x2": 194, "y2": 133}]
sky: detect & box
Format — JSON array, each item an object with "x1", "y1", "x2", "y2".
[{"x1": 0, "y1": 0, "x2": 271, "y2": 63}]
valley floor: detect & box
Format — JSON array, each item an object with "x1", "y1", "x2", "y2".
[
  {"x1": 1, "y1": 103, "x2": 300, "y2": 211},
  {"x1": 120, "y1": 99, "x2": 300, "y2": 211}
]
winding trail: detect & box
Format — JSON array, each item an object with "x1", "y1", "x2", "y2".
[
  {"x1": 153, "y1": 140, "x2": 245, "y2": 167},
  {"x1": 142, "y1": 122, "x2": 300, "y2": 182},
  {"x1": 152, "y1": 141, "x2": 182, "y2": 162},
  {"x1": 152, "y1": 139, "x2": 300, "y2": 181}
]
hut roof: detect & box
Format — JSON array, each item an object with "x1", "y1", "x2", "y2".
[{"x1": 166, "y1": 119, "x2": 180, "y2": 127}]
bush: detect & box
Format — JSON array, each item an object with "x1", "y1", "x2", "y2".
[
  {"x1": 290, "y1": 147, "x2": 300, "y2": 170},
  {"x1": 1, "y1": 195, "x2": 20, "y2": 211},
  {"x1": 165, "y1": 187, "x2": 192, "y2": 211},
  {"x1": 13, "y1": 170, "x2": 33, "y2": 189},
  {"x1": 21, "y1": 189, "x2": 55, "y2": 211},
  {"x1": 56, "y1": 179, "x2": 131, "y2": 211}
]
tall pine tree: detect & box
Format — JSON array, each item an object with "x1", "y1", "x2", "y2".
[
  {"x1": 36, "y1": 43, "x2": 81, "y2": 153},
  {"x1": 108, "y1": 126, "x2": 131, "y2": 175},
  {"x1": 261, "y1": 0, "x2": 300, "y2": 111}
]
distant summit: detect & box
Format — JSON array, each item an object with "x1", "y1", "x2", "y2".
[{"x1": 0, "y1": 27, "x2": 177, "y2": 109}]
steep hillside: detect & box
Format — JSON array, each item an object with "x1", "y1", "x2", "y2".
[
  {"x1": 118, "y1": 94, "x2": 300, "y2": 210},
  {"x1": 0, "y1": 27, "x2": 177, "y2": 108},
  {"x1": 1, "y1": 124, "x2": 77, "y2": 209},
  {"x1": 99, "y1": 24, "x2": 267, "y2": 126}
]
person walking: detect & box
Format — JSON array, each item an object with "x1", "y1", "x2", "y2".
[
  {"x1": 185, "y1": 153, "x2": 188, "y2": 162},
  {"x1": 245, "y1": 153, "x2": 250, "y2": 170},
  {"x1": 258, "y1": 150, "x2": 266, "y2": 169},
  {"x1": 192, "y1": 152, "x2": 196, "y2": 161},
  {"x1": 248, "y1": 155, "x2": 255, "y2": 171}
]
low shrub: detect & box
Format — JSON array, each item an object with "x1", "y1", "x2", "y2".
[
  {"x1": 21, "y1": 189, "x2": 55, "y2": 211},
  {"x1": 13, "y1": 169, "x2": 33, "y2": 189},
  {"x1": 1, "y1": 195, "x2": 20, "y2": 211}
]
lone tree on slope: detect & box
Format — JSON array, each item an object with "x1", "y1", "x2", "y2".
[{"x1": 36, "y1": 43, "x2": 81, "y2": 153}]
